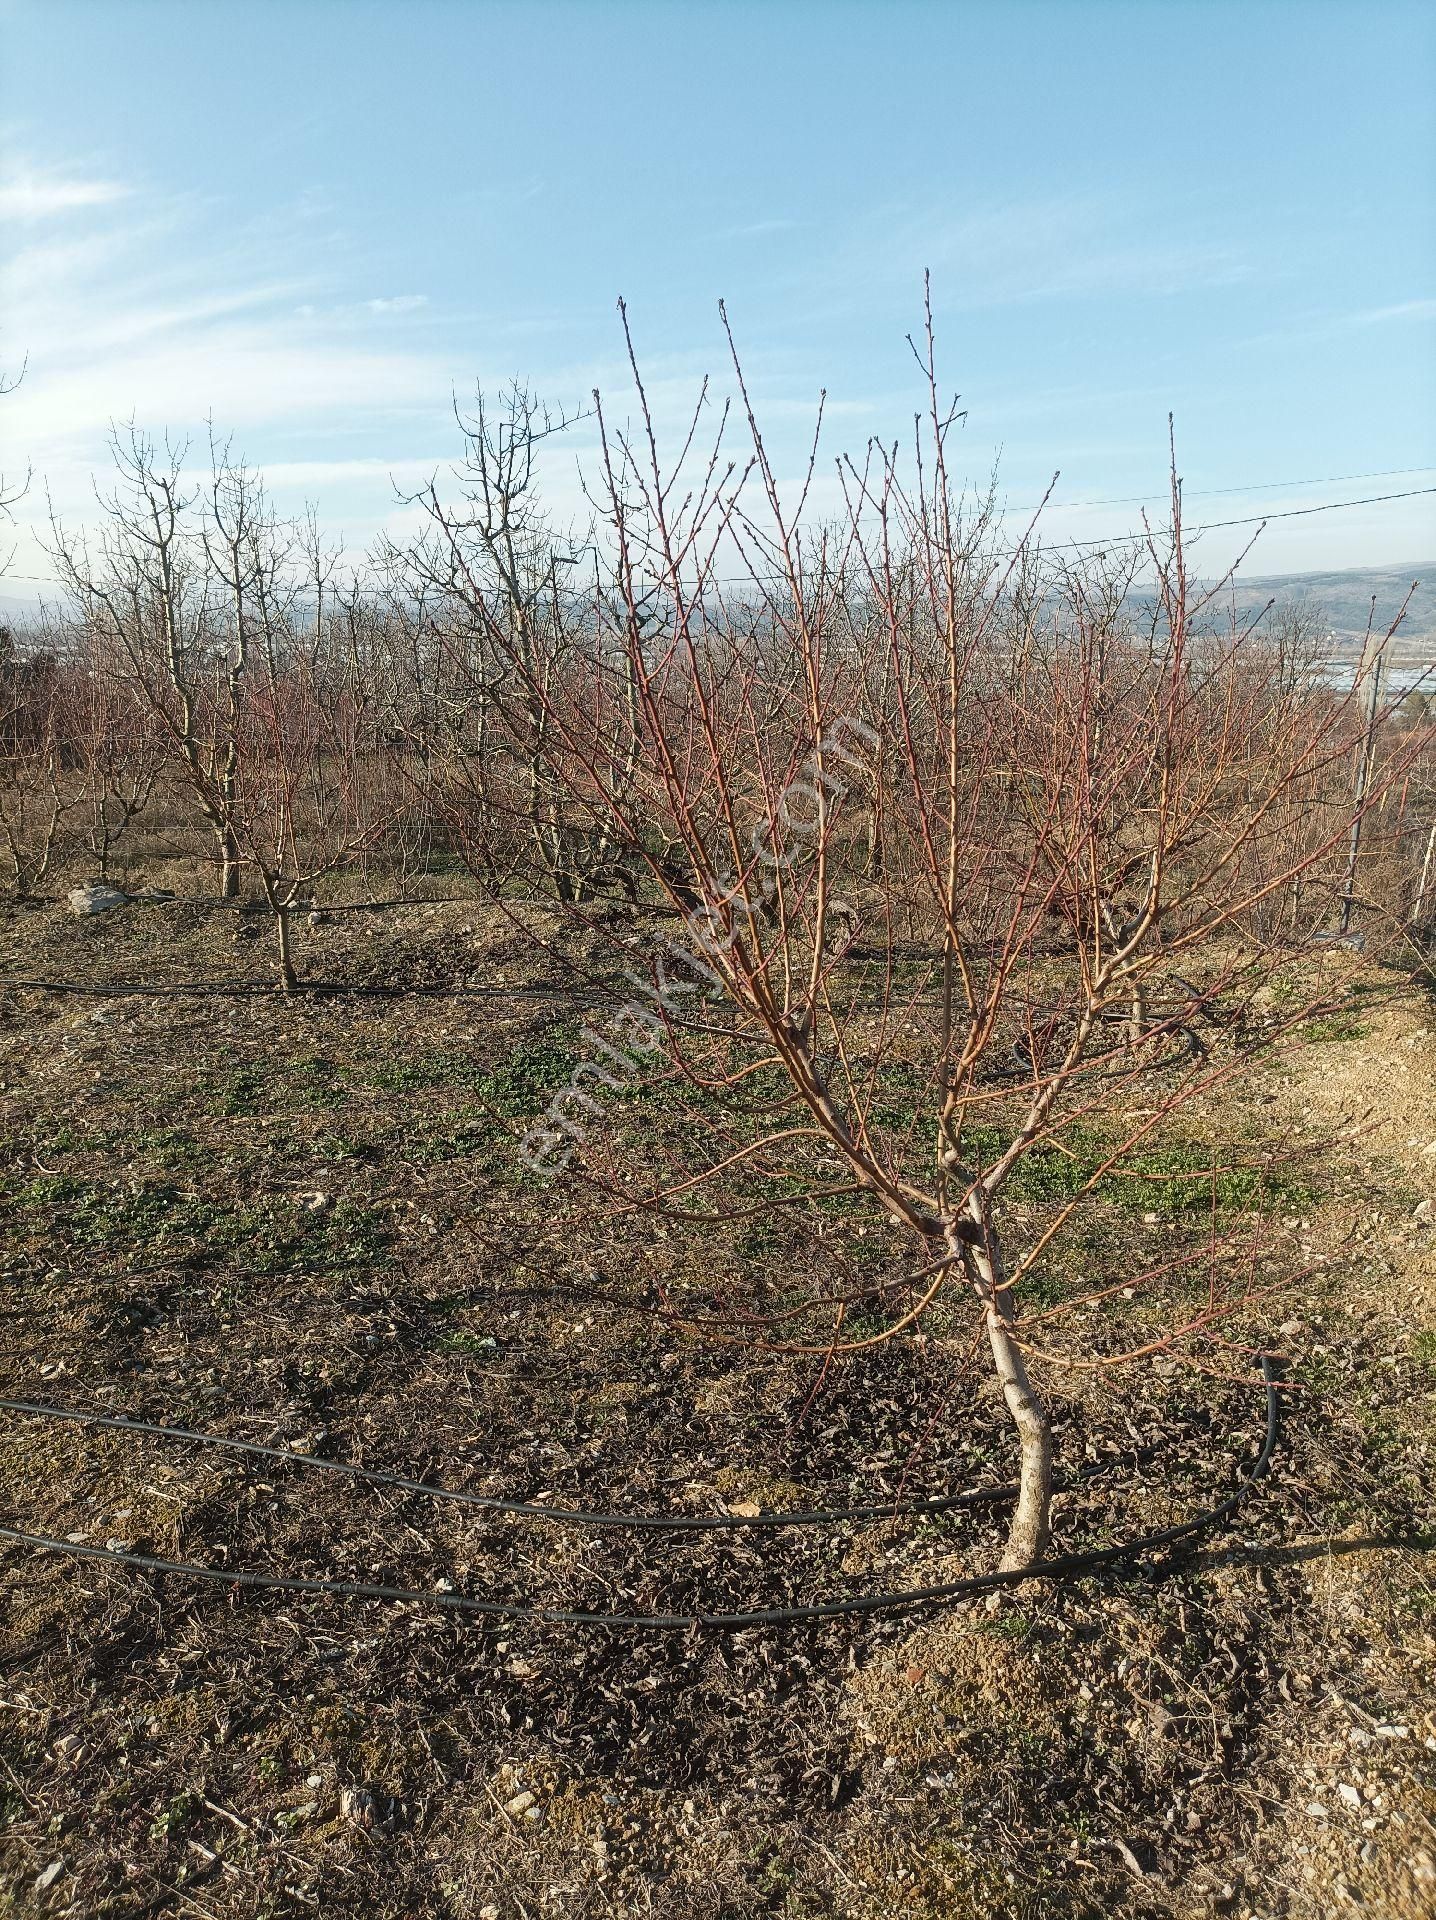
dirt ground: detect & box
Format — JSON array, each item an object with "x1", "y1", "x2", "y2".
[{"x1": 0, "y1": 881, "x2": 1433, "y2": 1920}]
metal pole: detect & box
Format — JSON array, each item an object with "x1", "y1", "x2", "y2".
[
  {"x1": 1338, "y1": 622, "x2": 1385, "y2": 939},
  {"x1": 1415, "y1": 818, "x2": 1436, "y2": 930}
]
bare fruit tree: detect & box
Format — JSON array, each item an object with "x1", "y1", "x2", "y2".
[
  {"x1": 61, "y1": 612, "x2": 164, "y2": 881},
  {"x1": 455, "y1": 296, "x2": 1426, "y2": 1571},
  {"x1": 0, "y1": 359, "x2": 68, "y2": 897},
  {"x1": 0, "y1": 350, "x2": 30, "y2": 551},
  {"x1": 406, "y1": 382, "x2": 617, "y2": 899},
  {"x1": 48, "y1": 428, "x2": 246, "y2": 898},
  {"x1": 185, "y1": 457, "x2": 392, "y2": 990},
  {"x1": 51, "y1": 432, "x2": 390, "y2": 982},
  {"x1": 0, "y1": 624, "x2": 76, "y2": 898}
]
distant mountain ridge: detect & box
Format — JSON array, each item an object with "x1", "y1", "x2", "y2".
[
  {"x1": 1214, "y1": 561, "x2": 1435, "y2": 648},
  {"x1": 4, "y1": 562, "x2": 1434, "y2": 648}
]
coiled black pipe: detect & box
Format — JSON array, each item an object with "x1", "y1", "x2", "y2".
[
  {"x1": 0, "y1": 1394, "x2": 1041, "y2": 1530},
  {"x1": 0, "y1": 1361, "x2": 1280, "y2": 1628}
]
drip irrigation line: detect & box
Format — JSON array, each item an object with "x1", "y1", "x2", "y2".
[
  {"x1": 0, "y1": 975, "x2": 591, "y2": 1002},
  {"x1": 0, "y1": 1394, "x2": 1101, "y2": 1531},
  {"x1": 196, "y1": 897, "x2": 446, "y2": 915},
  {"x1": 0, "y1": 973, "x2": 1243, "y2": 1033},
  {"x1": 0, "y1": 1361, "x2": 1280, "y2": 1627}
]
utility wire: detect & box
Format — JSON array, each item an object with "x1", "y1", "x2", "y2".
[
  {"x1": 698, "y1": 486, "x2": 1436, "y2": 585},
  {"x1": 996, "y1": 464, "x2": 1436, "y2": 514},
  {"x1": 1142, "y1": 486, "x2": 1435, "y2": 538},
  {"x1": 4, "y1": 482, "x2": 1432, "y2": 591}
]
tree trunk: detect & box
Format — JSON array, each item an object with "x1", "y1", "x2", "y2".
[
  {"x1": 985, "y1": 1303, "x2": 1053, "y2": 1569},
  {"x1": 219, "y1": 824, "x2": 241, "y2": 900},
  {"x1": 953, "y1": 1213, "x2": 1054, "y2": 1570},
  {"x1": 1128, "y1": 979, "x2": 1148, "y2": 1048},
  {"x1": 274, "y1": 902, "x2": 296, "y2": 992},
  {"x1": 864, "y1": 790, "x2": 883, "y2": 876}
]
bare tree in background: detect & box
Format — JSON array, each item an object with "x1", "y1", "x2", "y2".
[
  {"x1": 0, "y1": 356, "x2": 29, "y2": 543},
  {"x1": 48, "y1": 428, "x2": 246, "y2": 898},
  {"x1": 194, "y1": 459, "x2": 390, "y2": 989},
  {"x1": 0, "y1": 625, "x2": 76, "y2": 897},
  {"x1": 0, "y1": 358, "x2": 73, "y2": 896},
  {"x1": 408, "y1": 382, "x2": 623, "y2": 898}
]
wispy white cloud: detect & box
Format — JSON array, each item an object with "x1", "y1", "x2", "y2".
[
  {"x1": 719, "y1": 218, "x2": 799, "y2": 240},
  {"x1": 0, "y1": 162, "x2": 468, "y2": 580},
  {"x1": 0, "y1": 164, "x2": 131, "y2": 222},
  {"x1": 221, "y1": 454, "x2": 446, "y2": 490},
  {"x1": 927, "y1": 197, "x2": 1255, "y2": 306},
  {"x1": 1236, "y1": 295, "x2": 1436, "y2": 353},
  {"x1": 1345, "y1": 297, "x2": 1436, "y2": 328},
  {"x1": 807, "y1": 192, "x2": 1260, "y2": 313}
]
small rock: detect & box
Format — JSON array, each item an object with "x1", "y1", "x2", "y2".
[
  {"x1": 1338, "y1": 1783, "x2": 1363, "y2": 1809},
  {"x1": 1306, "y1": 1802, "x2": 1329, "y2": 1819},
  {"x1": 34, "y1": 1860, "x2": 63, "y2": 1891},
  {"x1": 1414, "y1": 1200, "x2": 1433, "y2": 1225},
  {"x1": 505, "y1": 1790, "x2": 536, "y2": 1816},
  {"x1": 301, "y1": 1192, "x2": 333, "y2": 1215},
  {"x1": 68, "y1": 882, "x2": 129, "y2": 917},
  {"x1": 340, "y1": 1786, "x2": 378, "y2": 1828}
]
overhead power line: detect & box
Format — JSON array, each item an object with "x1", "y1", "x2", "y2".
[
  {"x1": 3, "y1": 483, "x2": 1430, "y2": 593},
  {"x1": 707, "y1": 485, "x2": 1435, "y2": 583},
  {"x1": 1015, "y1": 484, "x2": 1436, "y2": 557},
  {"x1": 994, "y1": 463, "x2": 1436, "y2": 516}
]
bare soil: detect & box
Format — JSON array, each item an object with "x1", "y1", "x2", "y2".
[{"x1": 0, "y1": 882, "x2": 1433, "y2": 1919}]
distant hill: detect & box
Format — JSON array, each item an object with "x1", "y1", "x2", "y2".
[
  {"x1": 5, "y1": 564, "x2": 1433, "y2": 651},
  {"x1": 1216, "y1": 562, "x2": 1435, "y2": 649}
]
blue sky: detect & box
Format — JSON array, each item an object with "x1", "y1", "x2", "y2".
[{"x1": 1, "y1": 0, "x2": 1433, "y2": 595}]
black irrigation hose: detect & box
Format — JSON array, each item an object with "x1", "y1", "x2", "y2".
[
  {"x1": 0, "y1": 976, "x2": 589, "y2": 1002},
  {"x1": 0, "y1": 975, "x2": 1243, "y2": 1098},
  {"x1": 0, "y1": 1361, "x2": 1281, "y2": 1628},
  {"x1": 0, "y1": 1396, "x2": 1096, "y2": 1532},
  {"x1": 0, "y1": 975, "x2": 1228, "y2": 1082}
]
